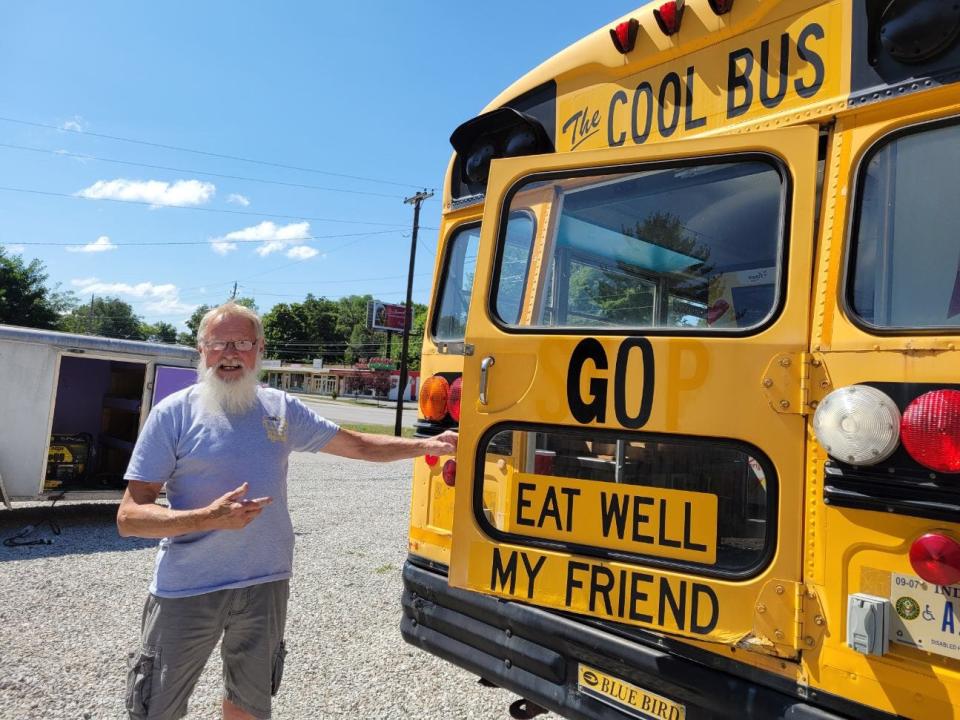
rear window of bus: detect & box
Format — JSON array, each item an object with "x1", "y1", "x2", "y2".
[
  {"x1": 848, "y1": 119, "x2": 960, "y2": 331},
  {"x1": 491, "y1": 158, "x2": 786, "y2": 333},
  {"x1": 433, "y1": 215, "x2": 535, "y2": 341}
]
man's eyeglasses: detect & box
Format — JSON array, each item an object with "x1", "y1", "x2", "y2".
[{"x1": 203, "y1": 340, "x2": 256, "y2": 352}]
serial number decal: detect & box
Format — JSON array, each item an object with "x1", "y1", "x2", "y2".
[
  {"x1": 472, "y1": 543, "x2": 720, "y2": 635},
  {"x1": 557, "y1": 6, "x2": 838, "y2": 153},
  {"x1": 504, "y1": 472, "x2": 717, "y2": 564}
]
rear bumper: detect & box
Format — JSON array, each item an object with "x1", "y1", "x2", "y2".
[{"x1": 401, "y1": 559, "x2": 897, "y2": 720}]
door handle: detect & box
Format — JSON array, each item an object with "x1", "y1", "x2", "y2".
[{"x1": 479, "y1": 356, "x2": 496, "y2": 405}]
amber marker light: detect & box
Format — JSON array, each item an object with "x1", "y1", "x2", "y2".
[{"x1": 419, "y1": 375, "x2": 450, "y2": 422}]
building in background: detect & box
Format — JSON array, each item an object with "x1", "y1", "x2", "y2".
[{"x1": 261, "y1": 358, "x2": 418, "y2": 401}]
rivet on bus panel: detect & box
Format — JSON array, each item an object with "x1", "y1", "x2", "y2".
[
  {"x1": 756, "y1": 603, "x2": 766, "y2": 613},
  {"x1": 763, "y1": 378, "x2": 774, "y2": 388}
]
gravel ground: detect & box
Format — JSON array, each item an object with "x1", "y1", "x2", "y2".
[{"x1": 0, "y1": 452, "x2": 556, "y2": 720}]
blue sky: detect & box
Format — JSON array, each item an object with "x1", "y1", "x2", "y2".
[{"x1": 0, "y1": 1, "x2": 632, "y2": 329}]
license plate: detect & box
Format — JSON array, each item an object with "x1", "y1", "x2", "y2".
[
  {"x1": 578, "y1": 664, "x2": 685, "y2": 720},
  {"x1": 890, "y1": 572, "x2": 960, "y2": 659}
]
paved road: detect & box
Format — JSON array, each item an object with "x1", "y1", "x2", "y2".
[{"x1": 295, "y1": 395, "x2": 419, "y2": 429}]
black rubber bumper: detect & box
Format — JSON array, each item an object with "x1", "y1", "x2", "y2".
[{"x1": 401, "y1": 559, "x2": 899, "y2": 720}]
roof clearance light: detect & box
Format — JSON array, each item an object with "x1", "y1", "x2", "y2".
[
  {"x1": 654, "y1": 0, "x2": 685, "y2": 36},
  {"x1": 812, "y1": 385, "x2": 901, "y2": 466},
  {"x1": 901, "y1": 390, "x2": 960, "y2": 474},
  {"x1": 708, "y1": 0, "x2": 734, "y2": 15},
  {"x1": 609, "y1": 18, "x2": 639, "y2": 54},
  {"x1": 442, "y1": 459, "x2": 457, "y2": 487},
  {"x1": 909, "y1": 533, "x2": 960, "y2": 586},
  {"x1": 419, "y1": 375, "x2": 450, "y2": 422},
  {"x1": 448, "y1": 377, "x2": 463, "y2": 423}
]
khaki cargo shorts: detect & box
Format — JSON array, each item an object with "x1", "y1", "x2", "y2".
[{"x1": 126, "y1": 579, "x2": 289, "y2": 720}]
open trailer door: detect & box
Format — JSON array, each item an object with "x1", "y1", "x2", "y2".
[{"x1": 448, "y1": 126, "x2": 821, "y2": 653}]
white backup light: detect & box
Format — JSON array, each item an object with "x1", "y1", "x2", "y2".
[{"x1": 813, "y1": 385, "x2": 901, "y2": 466}]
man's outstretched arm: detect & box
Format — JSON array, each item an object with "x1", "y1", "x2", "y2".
[{"x1": 321, "y1": 428, "x2": 457, "y2": 462}]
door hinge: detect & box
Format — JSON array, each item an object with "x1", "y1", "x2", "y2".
[
  {"x1": 745, "y1": 581, "x2": 827, "y2": 658},
  {"x1": 761, "y1": 352, "x2": 832, "y2": 415},
  {"x1": 436, "y1": 342, "x2": 474, "y2": 356}
]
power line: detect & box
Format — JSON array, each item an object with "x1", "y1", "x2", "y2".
[
  {"x1": 9, "y1": 229, "x2": 398, "y2": 248},
  {"x1": 0, "y1": 184, "x2": 410, "y2": 227},
  {"x1": 0, "y1": 141, "x2": 406, "y2": 200},
  {"x1": 0, "y1": 115, "x2": 429, "y2": 190}
]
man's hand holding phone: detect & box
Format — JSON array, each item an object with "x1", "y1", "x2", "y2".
[{"x1": 204, "y1": 482, "x2": 273, "y2": 530}]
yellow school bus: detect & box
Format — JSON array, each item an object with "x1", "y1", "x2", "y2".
[{"x1": 403, "y1": 2, "x2": 960, "y2": 718}]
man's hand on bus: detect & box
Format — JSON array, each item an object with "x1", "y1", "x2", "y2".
[{"x1": 427, "y1": 430, "x2": 458, "y2": 456}]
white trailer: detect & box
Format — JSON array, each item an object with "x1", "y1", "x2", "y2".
[{"x1": 0, "y1": 324, "x2": 197, "y2": 507}]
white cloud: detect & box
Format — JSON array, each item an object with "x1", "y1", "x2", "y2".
[
  {"x1": 210, "y1": 221, "x2": 311, "y2": 257},
  {"x1": 71, "y1": 277, "x2": 196, "y2": 316},
  {"x1": 4, "y1": 244, "x2": 25, "y2": 253},
  {"x1": 66, "y1": 235, "x2": 117, "y2": 253},
  {"x1": 77, "y1": 179, "x2": 215, "y2": 208},
  {"x1": 286, "y1": 246, "x2": 318, "y2": 260},
  {"x1": 211, "y1": 241, "x2": 238, "y2": 255},
  {"x1": 227, "y1": 193, "x2": 250, "y2": 207},
  {"x1": 61, "y1": 116, "x2": 86, "y2": 132}
]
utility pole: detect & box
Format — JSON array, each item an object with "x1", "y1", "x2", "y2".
[
  {"x1": 395, "y1": 189, "x2": 433, "y2": 436},
  {"x1": 87, "y1": 294, "x2": 95, "y2": 335},
  {"x1": 230, "y1": 282, "x2": 238, "y2": 300}
]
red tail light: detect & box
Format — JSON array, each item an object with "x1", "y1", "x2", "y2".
[
  {"x1": 424, "y1": 454, "x2": 439, "y2": 467},
  {"x1": 900, "y1": 390, "x2": 960, "y2": 473},
  {"x1": 708, "y1": 0, "x2": 734, "y2": 14},
  {"x1": 654, "y1": 0, "x2": 685, "y2": 36},
  {"x1": 609, "y1": 18, "x2": 639, "y2": 54},
  {"x1": 910, "y1": 533, "x2": 960, "y2": 586},
  {"x1": 419, "y1": 375, "x2": 450, "y2": 422},
  {"x1": 448, "y1": 377, "x2": 463, "y2": 422},
  {"x1": 442, "y1": 459, "x2": 457, "y2": 487}
]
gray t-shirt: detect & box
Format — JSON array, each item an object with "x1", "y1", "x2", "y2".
[{"x1": 125, "y1": 385, "x2": 339, "y2": 598}]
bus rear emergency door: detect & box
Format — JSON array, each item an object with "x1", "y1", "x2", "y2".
[{"x1": 449, "y1": 126, "x2": 820, "y2": 652}]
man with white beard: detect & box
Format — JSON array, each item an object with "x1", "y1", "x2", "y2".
[{"x1": 117, "y1": 301, "x2": 457, "y2": 720}]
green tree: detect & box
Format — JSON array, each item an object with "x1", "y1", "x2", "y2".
[
  {"x1": 336, "y1": 295, "x2": 376, "y2": 365},
  {"x1": 60, "y1": 296, "x2": 145, "y2": 340},
  {"x1": 0, "y1": 247, "x2": 75, "y2": 328},
  {"x1": 142, "y1": 321, "x2": 178, "y2": 343},
  {"x1": 262, "y1": 303, "x2": 309, "y2": 361}
]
